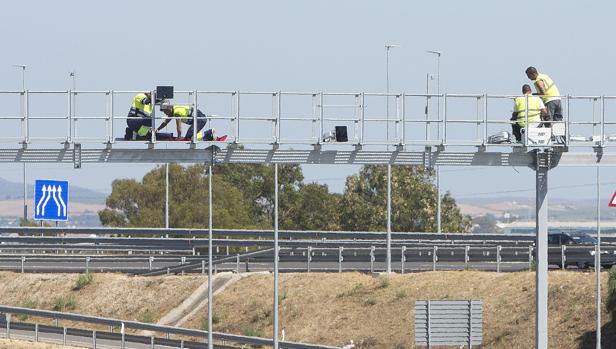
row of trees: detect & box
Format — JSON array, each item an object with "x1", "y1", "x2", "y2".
[{"x1": 98, "y1": 164, "x2": 471, "y2": 233}]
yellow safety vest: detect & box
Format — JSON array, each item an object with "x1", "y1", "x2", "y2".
[
  {"x1": 515, "y1": 96, "x2": 542, "y2": 127},
  {"x1": 172, "y1": 105, "x2": 192, "y2": 124},
  {"x1": 129, "y1": 93, "x2": 153, "y2": 136},
  {"x1": 533, "y1": 73, "x2": 561, "y2": 103}
]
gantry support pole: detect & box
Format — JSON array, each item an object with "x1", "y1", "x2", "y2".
[{"x1": 535, "y1": 151, "x2": 549, "y2": 349}]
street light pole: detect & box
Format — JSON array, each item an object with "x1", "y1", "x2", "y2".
[
  {"x1": 427, "y1": 50, "x2": 442, "y2": 234},
  {"x1": 385, "y1": 44, "x2": 399, "y2": 144},
  {"x1": 14, "y1": 65, "x2": 27, "y2": 223},
  {"x1": 385, "y1": 44, "x2": 399, "y2": 274},
  {"x1": 70, "y1": 71, "x2": 77, "y2": 139}
]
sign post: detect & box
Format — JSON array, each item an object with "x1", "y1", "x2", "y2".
[{"x1": 33, "y1": 180, "x2": 69, "y2": 222}]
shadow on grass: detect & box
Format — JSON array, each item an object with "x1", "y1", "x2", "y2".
[{"x1": 577, "y1": 321, "x2": 616, "y2": 348}]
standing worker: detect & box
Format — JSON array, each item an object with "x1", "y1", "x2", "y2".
[
  {"x1": 525, "y1": 66, "x2": 562, "y2": 125},
  {"x1": 156, "y1": 101, "x2": 226, "y2": 141},
  {"x1": 125, "y1": 92, "x2": 153, "y2": 140},
  {"x1": 510, "y1": 84, "x2": 547, "y2": 142}
]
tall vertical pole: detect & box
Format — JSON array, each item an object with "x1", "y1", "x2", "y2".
[
  {"x1": 385, "y1": 44, "x2": 399, "y2": 146},
  {"x1": 207, "y1": 165, "x2": 213, "y2": 349},
  {"x1": 70, "y1": 71, "x2": 77, "y2": 140},
  {"x1": 165, "y1": 163, "x2": 169, "y2": 229},
  {"x1": 386, "y1": 164, "x2": 392, "y2": 273},
  {"x1": 15, "y1": 65, "x2": 28, "y2": 223},
  {"x1": 427, "y1": 51, "x2": 442, "y2": 234},
  {"x1": 596, "y1": 166, "x2": 601, "y2": 349},
  {"x1": 386, "y1": 46, "x2": 390, "y2": 143},
  {"x1": 273, "y1": 163, "x2": 279, "y2": 349},
  {"x1": 535, "y1": 151, "x2": 549, "y2": 349},
  {"x1": 436, "y1": 53, "x2": 441, "y2": 234},
  {"x1": 437, "y1": 167, "x2": 441, "y2": 234}
]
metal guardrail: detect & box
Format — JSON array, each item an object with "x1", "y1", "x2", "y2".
[
  {"x1": 0, "y1": 306, "x2": 340, "y2": 349},
  {"x1": 0, "y1": 226, "x2": 541, "y2": 240},
  {"x1": 0, "y1": 244, "x2": 612, "y2": 274},
  {"x1": 5, "y1": 227, "x2": 616, "y2": 244}
]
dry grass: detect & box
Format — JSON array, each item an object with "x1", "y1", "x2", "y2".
[
  {"x1": 0, "y1": 271, "x2": 613, "y2": 348},
  {"x1": 182, "y1": 271, "x2": 612, "y2": 349},
  {"x1": 0, "y1": 272, "x2": 207, "y2": 331},
  {"x1": 0, "y1": 338, "x2": 86, "y2": 348}
]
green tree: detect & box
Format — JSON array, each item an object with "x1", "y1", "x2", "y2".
[
  {"x1": 98, "y1": 164, "x2": 255, "y2": 229},
  {"x1": 340, "y1": 165, "x2": 470, "y2": 233},
  {"x1": 280, "y1": 183, "x2": 342, "y2": 231}
]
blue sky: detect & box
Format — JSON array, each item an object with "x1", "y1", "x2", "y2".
[{"x1": 1, "y1": 0, "x2": 615, "y2": 202}]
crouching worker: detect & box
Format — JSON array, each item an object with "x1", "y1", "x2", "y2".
[
  {"x1": 510, "y1": 84, "x2": 548, "y2": 142},
  {"x1": 125, "y1": 92, "x2": 153, "y2": 140},
  {"x1": 156, "y1": 101, "x2": 226, "y2": 141}
]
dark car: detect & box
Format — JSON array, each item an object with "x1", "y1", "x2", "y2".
[{"x1": 547, "y1": 232, "x2": 612, "y2": 269}]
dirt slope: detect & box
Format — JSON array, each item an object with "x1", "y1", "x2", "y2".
[
  {"x1": 0, "y1": 271, "x2": 613, "y2": 348},
  {"x1": 184, "y1": 271, "x2": 611, "y2": 349}
]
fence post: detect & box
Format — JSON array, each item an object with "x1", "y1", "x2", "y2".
[
  {"x1": 497, "y1": 245, "x2": 502, "y2": 273},
  {"x1": 92, "y1": 330, "x2": 97, "y2": 349},
  {"x1": 151, "y1": 336, "x2": 155, "y2": 349},
  {"x1": 181, "y1": 339, "x2": 185, "y2": 349},
  {"x1": 63, "y1": 326, "x2": 67, "y2": 346},
  {"x1": 433, "y1": 246, "x2": 438, "y2": 272},
  {"x1": 370, "y1": 246, "x2": 375, "y2": 273},
  {"x1": 236, "y1": 254, "x2": 240, "y2": 274},
  {"x1": 86, "y1": 256, "x2": 90, "y2": 273},
  {"x1": 338, "y1": 246, "x2": 343, "y2": 273},
  {"x1": 401, "y1": 246, "x2": 407, "y2": 274},
  {"x1": 35, "y1": 323, "x2": 39, "y2": 342},
  {"x1": 465, "y1": 245, "x2": 470, "y2": 269},
  {"x1": 121, "y1": 322, "x2": 125, "y2": 349},
  {"x1": 529, "y1": 245, "x2": 534, "y2": 271},
  {"x1": 21, "y1": 256, "x2": 25, "y2": 273},
  {"x1": 202, "y1": 260, "x2": 205, "y2": 274},
  {"x1": 561, "y1": 245, "x2": 566, "y2": 270},
  {"x1": 5, "y1": 314, "x2": 9, "y2": 339},
  {"x1": 181, "y1": 256, "x2": 186, "y2": 276},
  {"x1": 149, "y1": 256, "x2": 154, "y2": 271},
  {"x1": 307, "y1": 246, "x2": 312, "y2": 272}
]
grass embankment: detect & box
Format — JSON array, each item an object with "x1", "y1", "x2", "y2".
[
  {"x1": 184, "y1": 271, "x2": 611, "y2": 349},
  {"x1": 0, "y1": 271, "x2": 614, "y2": 348},
  {"x1": 0, "y1": 272, "x2": 206, "y2": 329}
]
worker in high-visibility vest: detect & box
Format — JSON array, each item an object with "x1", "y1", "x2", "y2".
[
  {"x1": 125, "y1": 92, "x2": 153, "y2": 140},
  {"x1": 156, "y1": 101, "x2": 227, "y2": 141},
  {"x1": 510, "y1": 84, "x2": 548, "y2": 142},
  {"x1": 525, "y1": 66, "x2": 562, "y2": 126}
]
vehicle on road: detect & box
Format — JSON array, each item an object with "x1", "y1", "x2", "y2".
[{"x1": 547, "y1": 232, "x2": 614, "y2": 269}]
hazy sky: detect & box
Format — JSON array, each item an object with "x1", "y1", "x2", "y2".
[{"x1": 1, "y1": 0, "x2": 616, "y2": 202}]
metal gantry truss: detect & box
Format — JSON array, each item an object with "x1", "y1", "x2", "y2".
[
  {"x1": 2, "y1": 88, "x2": 614, "y2": 349},
  {"x1": 0, "y1": 89, "x2": 615, "y2": 167}
]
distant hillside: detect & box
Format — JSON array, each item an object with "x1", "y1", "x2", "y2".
[
  {"x1": 458, "y1": 196, "x2": 616, "y2": 221},
  {"x1": 0, "y1": 177, "x2": 107, "y2": 205}
]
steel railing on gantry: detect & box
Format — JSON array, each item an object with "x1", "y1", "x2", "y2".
[{"x1": 2, "y1": 89, "x2": 616, "y2": 149}]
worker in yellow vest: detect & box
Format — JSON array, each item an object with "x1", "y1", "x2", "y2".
[
  {"x1": 510, "y1": 84, "x2": 548, "y2": 142},
  {"x1": 125, "y1": 92, "x2": 153, "y2": 140},
  {"x1": 525, "y1": 66, "x2": 562, "y2": 125},
  {"x1": 156, "y1": 101, "x2": 227, "y2": 141}
]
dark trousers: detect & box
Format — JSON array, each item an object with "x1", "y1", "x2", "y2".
[
  {"x1": 184, "y1": 110, "x2": 208, "y2": 139},
  {"x1": 127, "y1": 117, "x2": 152, "y2": 132},
  {"x1": 512, "y1": 123, "x2": 522, "y2": 142}
]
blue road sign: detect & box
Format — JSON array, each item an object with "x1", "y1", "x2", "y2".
[{"x1": 34, "y1": 180, "x2": 69, "y2": 221}]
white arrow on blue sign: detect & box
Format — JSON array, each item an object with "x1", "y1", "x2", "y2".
[{"x1": 34, "y1": 180, "x2": 69, "y2": 221}]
